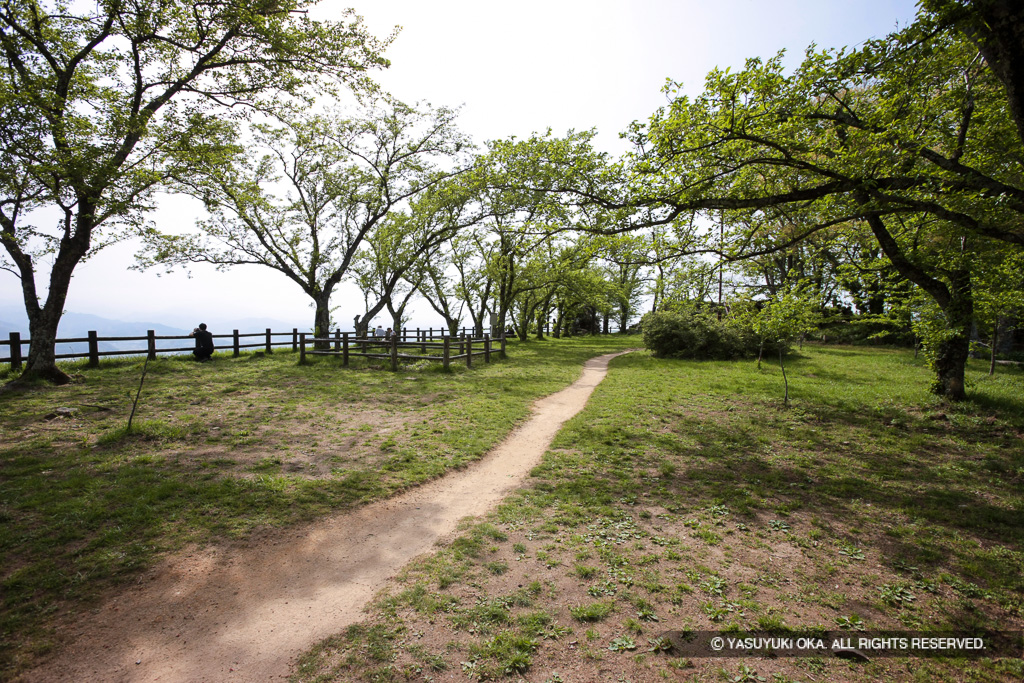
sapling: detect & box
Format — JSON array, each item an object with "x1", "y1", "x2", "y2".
[{"x1": 126, "y1": 355, "x2": 151, "y2": 433}]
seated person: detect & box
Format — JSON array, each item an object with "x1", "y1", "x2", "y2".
[{"x1": 191, "y1": 323, "x2": 215, "y2": 361}]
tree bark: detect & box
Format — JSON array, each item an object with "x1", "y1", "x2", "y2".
[
  {"x1": 8, "y1": 204, "x2": 96, "y2": 387},
  {"x1": 314, "y1": 296, "x2": 333, "y2": 350},
  {"x1": 929, "y1": 269, "x2": 973, "y2": 401},
  {"x1": 989, "y1": 320, "x2": 998, "y2": 376},
  {"x1": 864, "y1": 213, "x2": 972, "y2": 400},
  {"x1": 779, "y1": 345, "x2": 789, "y2": 408},
  {"x1": 940, "y1": 0, "x2": 1024, "y2": 146},
  {"x1": 20, "y1": 303, "x2": 72, "y2": 385}
]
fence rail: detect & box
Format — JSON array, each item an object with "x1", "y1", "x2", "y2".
[
  {"x1": 299, "y1": 331, "x2": 505, "y2": 371},
  {"x1": 1, "y1": 327, "x2": 505, "y2": 371}
]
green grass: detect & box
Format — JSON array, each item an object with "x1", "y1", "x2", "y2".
[
  {"x1": 0, "y1": 335, "x2": 635, "y2": 678},
  {"x1": 293, "y1": 344, "x2": 1024, "y2": 682}
]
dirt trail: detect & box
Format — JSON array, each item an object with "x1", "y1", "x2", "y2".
[{"x1": 20, "y1": 350, "x2": 633, "y2": 683}]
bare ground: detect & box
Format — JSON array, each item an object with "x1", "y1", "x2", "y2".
[{"x1": 16, "y1": 350, "x2": 634, "y2": 683}]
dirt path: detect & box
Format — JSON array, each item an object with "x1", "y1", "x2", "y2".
[{"x1": 20, "y1": 350, "x2": 633, "y2": 683}]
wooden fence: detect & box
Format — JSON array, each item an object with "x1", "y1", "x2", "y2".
[
  {"x1": 0, "y1": 327, "x2": 504, "y2": 371},
  {"x1": 299, "y1": 331, "x2": 505, "y2": 370}
]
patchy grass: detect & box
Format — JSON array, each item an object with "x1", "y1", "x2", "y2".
[
  {"x1": 294, "y1": 345, "x2": 1024, "y2": 682},
  {"x1": 0, "y1": 335, "x2": 634, "y2": 678}
]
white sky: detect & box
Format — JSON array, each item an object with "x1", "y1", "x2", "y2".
[{"x1": 0, "y1": 0, "x2": 922, "y2": 332}]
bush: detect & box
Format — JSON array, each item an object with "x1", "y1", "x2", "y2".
[{"x1": 641, "y1": 308, "x2": 782, "y2": 360}]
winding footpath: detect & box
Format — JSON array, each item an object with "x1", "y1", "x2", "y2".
[{"x1": 20, "y1": 350, "x2": 633, "y2": 682}]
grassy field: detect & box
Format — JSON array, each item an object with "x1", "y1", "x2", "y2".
[
  {"x1": 291, "y1": 345, "x2": 1024, "y2": 683},
  {"x1": 0, "y1": 336, "x2": 636, "y2": 678}
]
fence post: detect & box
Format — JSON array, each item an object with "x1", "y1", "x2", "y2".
[
  {"x1": 292, "y1": 328, "x2": 298, "y2": 352},
  {"x1": 147, "y1": 330, "x2": 156, "y2": 360},
  {"x1": 9, "y1": 332, "x2": 22, "y2": 371},
  {"x1": 335, "y1": 329, "x2": 341, "y2": 352},
  {"x1": 441, "y1": 336, "x2": 450, "y2": 371},
  {"x1": 390, "y1": 334, "x2": 398, "y2": 371},
  {"x1": 233, "y1": 329, "x2": 240, "y2": 357},
  {"x1": 484, "y1": 333, "x2": 491, "y2": 363},
  {"x1": 343, "y1": 332, "x2": 349, "y2": 367},
  {"x1": 299, "y1": 333, "x2": 306, "y2": 363},
  {"x1": 87, "y1": 330, "x2": 98, "y2": 367},
  {"x1": 501, "y1": 333, "x2": 507, "y2": 358},
  {"x1": 466, "y1": 337, "x2": 473, "y2": 368},
  {"x1": 265, "y1": 328, "x2": 272, "y2": 354}
]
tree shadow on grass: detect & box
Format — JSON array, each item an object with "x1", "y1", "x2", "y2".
[{"x1": 651, "y1": 412, "x2": 1024, "y2": 591}]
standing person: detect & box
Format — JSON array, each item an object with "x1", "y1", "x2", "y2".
[{"x1": 191, "y1": 323, "x2": 215, "y2": 361}]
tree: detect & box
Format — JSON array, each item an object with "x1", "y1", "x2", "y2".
[
  {"x1": 923, "y1": 0, "x2": 1024, "y2": 144},
  {"x1": 595, "y1": 235, "x2": 648, "y2": 333},
  {"x1": 139, "y1": 100, "x2": 468, "y2": 343},
  {"x1": 972, "y1": 247, "x2": 1024, "y2": 374},
  {"x1": 412, "y1": 240, "x2": 466, "y2": 336},
  {"x1": 614, "y1": 19, "x2": 1024, "y2": 399},
  {"x1": 746, "y1": 287, "x2": 820, "y2": 406},
  {"x1": 0, "y1": 0, "x2": 390, "y2": 386}
]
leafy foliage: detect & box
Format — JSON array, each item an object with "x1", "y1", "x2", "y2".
[{"x1": 640, "y1": 307, "x2": 781, "y2": 360}]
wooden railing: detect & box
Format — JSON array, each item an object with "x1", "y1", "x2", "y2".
[
  {"x1": 298, "y1": 331, "x2": 506, "y2": 371},
  {"x1": 0, "y1": 327, "x2": 504, "y2": 371}
]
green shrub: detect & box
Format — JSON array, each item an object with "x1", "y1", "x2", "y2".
[{"x1": 640, "y1": 308, "x2": 779, "y2": 360}]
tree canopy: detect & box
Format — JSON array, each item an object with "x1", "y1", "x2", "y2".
[{"x1": 0, "y1": 0, "x2": 391, "y2": 385}]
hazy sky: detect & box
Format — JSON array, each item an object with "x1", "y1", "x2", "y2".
[{"x1": 0, "y1": 0, "x2": 922, "y2": 332}]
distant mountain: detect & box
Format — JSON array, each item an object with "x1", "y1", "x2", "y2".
[
  {"x1": 0, "y1": 307, "x2": 316, "y2": 359},
  {"x1": 56, "y1": 311, "x2": 190, "y2": 338},
  {"x1": 0, "y1": 319, "x2": 25, "y2": 336}
]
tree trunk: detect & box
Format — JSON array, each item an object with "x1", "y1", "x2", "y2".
[
  {"x1": 421, "y1": 289, "x2": 460, "y2": 337},
  {"x1": 314, "y1": 296, "x2": 332, "y2": 350},
  {"x1": 19, "y1": 304, "x2": 71, "y2": 385},
  {"x1": 864, "y1": 213, "x2": 972, "y2": 401},
  {"x1": 8, "y1": 206, "x2": 95, "y2": 387},
  {"x1": 353, "y1": 315, "x2": 368, "y2": 338},
  {"x1": 930, "y1": 271, "x2": 973, "y2": 401},
  {"x1": 932, "y1": 332, "x2": 970, "y2": 400},
  {"x1": 952, "y1": 0, "x2": 1024, "y2": 147},
  {"x1": 990, "y1": 322, "x2": 998, "y2": 376},
  {"x1": 517, "y1": 307, "x2": 530, "y2": 341},
  {"x1": 779, "y1": 345, "x2": 789, "y2": 408}
]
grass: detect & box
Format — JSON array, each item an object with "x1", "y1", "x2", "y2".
[
  {"x1": 0, "y1": 335, "x2": 635, "y2": 678},
  {"x1": 292, "y1": 344, "x2": 1024, "y2": 682}
]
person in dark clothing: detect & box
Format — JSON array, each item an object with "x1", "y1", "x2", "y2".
[{"x1": 191, "y1": 323, "x2": 215, "y2": 361}]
